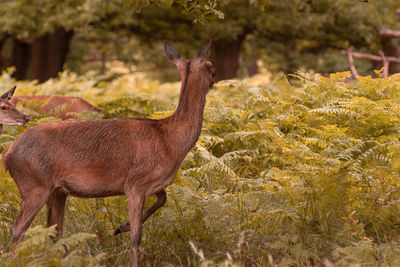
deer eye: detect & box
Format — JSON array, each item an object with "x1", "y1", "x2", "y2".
[{"x1": 0, "y1": 106, "x2": 6, "y2": 110}]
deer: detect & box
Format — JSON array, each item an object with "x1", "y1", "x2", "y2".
[
  {"x1": 0, "y1": 86, "x2": 30, "y2": 134},
  {"x1": 9, "y1": 95, "x2": 100, "y2": 120},
  {"x1": 2, "y1": 41, "x2": 216, "y2": 267}
]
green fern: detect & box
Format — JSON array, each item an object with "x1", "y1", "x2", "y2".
[{"x1": 1, "y1": 70, "x2": 400, "y2": 265}]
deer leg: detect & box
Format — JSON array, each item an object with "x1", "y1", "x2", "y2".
[
  {"x1": 46, "y1": 189, "x2": 68, "y2": 237},
  {"x1": 11, "y1": 187, "x2": 52, "y2": 243},
  {"x1": 126, "y1": 188, "x2": 145, "y2": 267},
  {"x1": 114, "y1": 190, "x2": 166, "y2": 235}
]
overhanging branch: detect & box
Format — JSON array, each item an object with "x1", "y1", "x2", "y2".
[
  {"x1": 340, "y1": 50, "x2": 400, "y2": 63},
  {"x1": 346, "y1": 47, "x2": 359, "y2": 78},
  {"x1": 378, "y1": 51, "x2": 389, "y2": 78},
  {"x1": 340, "y1": 48, "x2": 400, "y2": 78},
  {"x1": 379, "y1": 29, "x2": 400, "y2": 39}
]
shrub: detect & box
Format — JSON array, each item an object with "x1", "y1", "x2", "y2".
[{"x1": 1, "y1": 70, "x2": 400, "y2": 265}]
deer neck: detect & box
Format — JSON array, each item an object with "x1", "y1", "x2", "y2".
[{"x1": 166, "y1": 60, "x2": 208, "y2": 156}]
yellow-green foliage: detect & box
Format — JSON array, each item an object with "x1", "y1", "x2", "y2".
[
  {"x1": 1, "y1": 70, "x2": 400, "y2": 266},
  {"x1": 0, "y1": 225, "x2": 104, "y2": 267}
]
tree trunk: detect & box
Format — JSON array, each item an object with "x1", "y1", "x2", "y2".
[
  {"x1": 11, "y1": 39, "x2": 32, "y2": 80},
  {"x1": 374, "y1": 42, "x2": 400, "y2": 75},
  {"x1": 211, "y1": 35, "x2": 246, "y2": 81},
  {"x1": 246, "y1": 61, "x2": 259, "y2": 77},
  {"x1": 0, "y1": 36, "x2": 11, "y2": 70},
  {"x1": 30, "y1": 28, "x2": 74, "y2": 82},
  {"x1": 385, "y1": 43, "x2": 400, "y2": 74},
  {"x1": 0, "y1": 28, "x2": 73, "y2": 82},
  {"x1": 30, "y1": 35, "x2": 49, "y2": 82}
]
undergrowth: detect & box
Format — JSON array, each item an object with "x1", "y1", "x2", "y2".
[{"x1": 0, "y1": 70, "x2": 400, "y2": 266}]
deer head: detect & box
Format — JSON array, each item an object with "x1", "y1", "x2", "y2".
[
  {"x1": 0, "y1": 86, "x2": 29, "y2": 127},
  {"x1": 164, "y1": 40, "x2": 217, "y2": 89}
]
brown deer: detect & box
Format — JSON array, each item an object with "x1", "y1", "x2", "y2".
[
  {"x1": 0, "y1": 86, "x2": 30, "y2": 134},
  {"x1": 10, "y1": 95, "x2": 100, "y2": 120},
  {"x1": 2, "y1": 41, "x2": 216, "y2": 266}
]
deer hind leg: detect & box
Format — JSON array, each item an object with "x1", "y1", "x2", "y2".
[
  {"x1": 11, "y1": 186, "x2": 52, "y2": 243},
  {"x1": 46, "y1": 188, "x2": 68, "y2": 237},
  {"x1": 126, "y1": 187, "x2": 146, "y2": 267},
  {"x1": 114, "y1": 190, "x2": 166, "y2": 235}
]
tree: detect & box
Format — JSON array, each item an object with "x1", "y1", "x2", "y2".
[
  {"x1": 373, "y1": 1, "x2": 400, "y2": 75},
  {"x1": 3, "y1": 0, "x2": 399, "y2": 82},
  {"x1": 0, "y1": 0, "x2": 219, "y2": 82},
  {"x1": 116, "y1": 0, "x2": 260, "y2": 80},
  {"x1": 114, "y1": 0, "x2": 400, "y2": 79},
  {"x1": 103, "y1": 0, "x2": 384, "y2": 79}
]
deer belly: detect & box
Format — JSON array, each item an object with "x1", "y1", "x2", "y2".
[{"x1": 58, "y1": 173, "x2": 125, "y2": 198}]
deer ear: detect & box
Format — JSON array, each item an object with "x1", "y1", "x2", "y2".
[
  {"x1": 164, "y1": 41, "x2": 181, "y2": 63},
  {"x1": 198, "y1": 39, "x2": 212, "y2": 58},
  {"x1": 1, "y1": 86, "x2": 16, "y2": 100}
]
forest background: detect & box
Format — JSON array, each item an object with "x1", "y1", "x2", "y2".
[{"x1": 1, "y1": 0, "x2": 400, "y2": 266}]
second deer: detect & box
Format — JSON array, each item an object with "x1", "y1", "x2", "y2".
[
  {"x1": 0, "y1": 86, "x2": 29, "y2": 134},
  {"x1": 10, "y1": 95, "x2": 100, "y2": 120},
  {"x1": 3, "y1": 41, "x2": 216, "y2": 266}
]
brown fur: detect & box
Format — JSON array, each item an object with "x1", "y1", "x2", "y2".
[
  {"x1": 0, "y1": 86, "x2": 29, "y2": 133},
  {"x1": 9, "y1": 95, "x2": 100, "y2": 120},
  {"x1": 3, "y1": 41, "x2": 216, "y2": 267}
]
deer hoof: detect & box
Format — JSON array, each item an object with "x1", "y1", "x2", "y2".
[{"x1": 113, "y1": 221, "x2": 130, "y2": 235}]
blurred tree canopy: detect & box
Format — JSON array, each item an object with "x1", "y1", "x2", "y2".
[
  {"x1": 0, "y1": 0, "x2": 399, "y2": 82},
  {"x1": 0, "y1": 0, "x2": 220, "y2": 82},
  {"x1": 127, "y1": 0, "x2": 400, "y2": 79}
]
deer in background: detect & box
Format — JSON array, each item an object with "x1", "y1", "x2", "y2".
[
  {"x1": 10, "y1": 95, "x2": 100, "y2": 120},
  {"x1": 2, "y1": 41, "x2": 216, "y2": 267},
  {"x1": 0, "y1": 86, "x2": 30, "y2": 134}
]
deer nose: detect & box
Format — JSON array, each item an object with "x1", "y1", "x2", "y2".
[{"x1": 23, "y1": 115, "x2": 30, "y2": 122}]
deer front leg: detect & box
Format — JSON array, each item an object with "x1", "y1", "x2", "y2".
[
  {"x1": 11, "y1": 186, "x2": 52, "y2": 243},
  {"x1": 114, "y1": 190, "x2": 166, "y2": 235},
  {"x1": 126, "y1": 188, "x2": 145, "y2": 267}
]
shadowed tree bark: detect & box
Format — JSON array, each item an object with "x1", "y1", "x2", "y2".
[
  {"x1": 373, "y1": 43, "x2": 400, "y2": 75},
  {"x1": 0, "y1": 36, "x2": 11, "y2": 70},
  {"x1": 10, "y1": 39, "x2": 31, "y2": 80},
  {"x1": 30, "y1": 28, "x2": 74, "y2": 82},
  {"x1": 383, "y1": 42, "x2": 400, "y2": 74},
  {"x1": 211, "y1": 35, "x2": 247, "y2": 81},
  {"x1": 374, "y1": 31, "x2": 400, "y2": 75},
  {"x1": 246, "y1": 61, "x2": 259, "y2": 77},
  {"x1": 0, "y1": 28, "x2": 73, "y2": 82}
]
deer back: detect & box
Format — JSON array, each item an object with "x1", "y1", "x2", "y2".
[{"x1": 10, "y1": 95, "x2": 100, "y2": 120}]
